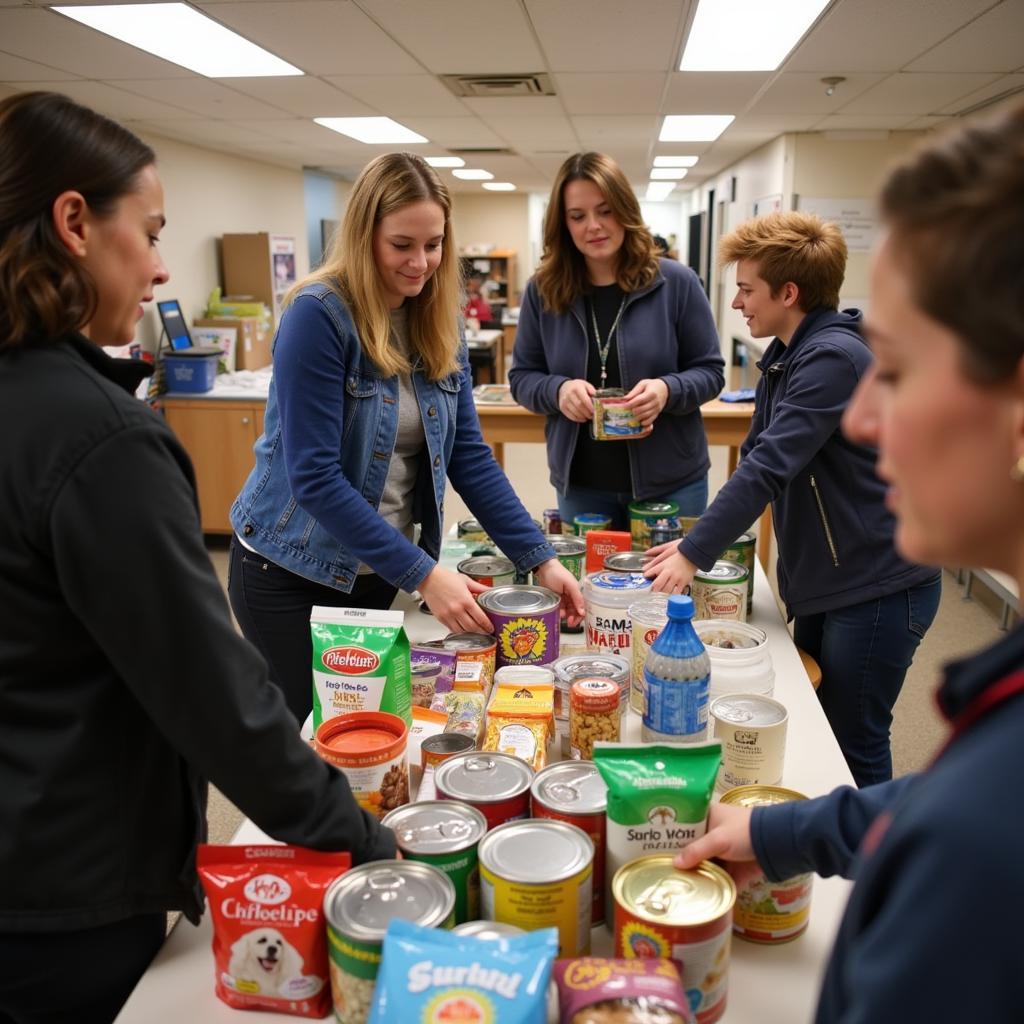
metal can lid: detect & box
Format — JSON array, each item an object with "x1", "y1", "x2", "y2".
[
  {"x1": 479, "y1": 819, "x2": 593, "y2": 883},
  {"x1": 442, "y1": 632, "x2": 497, "y2": 652},
  {"x1": 434, "y1": 751, "x2": 534, "y2": 803},
  {"x1": 381, "y1": 800, "x2": 487, "y2": 855},
  {"x1": 531, "y1": 760, "x2": 607, "y2": 814},
  {"x1": 695, "y1": 560, "x2": 749, "y2": 584},
  {"x1": 629, "y1": 500, "x2": 680, "y2": 516},
  {"x1": 477, "y1": 584, "x2": 560, "y2": 615},
  {"x1": 552, "y1": 653, "x2": 630, "y2": 683},
  {"x1": 586, "y1": 571, "x2": 653, "y2": 593},
  {"x1": 570, "y1": 678, "x2": 620, "y2": 712},
  {"x1": 451, "y1": 920, "x2": 526, "y2": 940},
  {"x1": 420, "y1": 733, "x2": 477, "y2": 758},
  {"x1": 719, "y1": 784, "x2": 807, "y2": 809},
  {"x1": 548, "y1": 535, "x2": 586, "y2": 557},
  {"x1": 612, "y1": 855, "x2": 735, "y2": 926},
  {"x1": 604, "y1": 551, "x2": 647, "y2": 572},
  {"x1": 710, "y1": 693, "x2": 787, "y2": 727},
  {"x1": 323, "y1": 861, "x2": 455, "y2": 941},
  {"x1": 458, "y1": 555, "x2": 515, "y2": 576}
]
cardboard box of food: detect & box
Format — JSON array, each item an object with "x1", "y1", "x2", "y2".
[{"x1": 193, "y1": 316, "x2": 271, "y2": 370}]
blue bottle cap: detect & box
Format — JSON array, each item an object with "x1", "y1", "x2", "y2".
[{"x1": 667, "y1": 593, "x2": 695, "y2": 620}]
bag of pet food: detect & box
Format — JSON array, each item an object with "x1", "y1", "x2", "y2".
[
  {"x1": 310, "y1": 607, "x2": 411, "y2": 732},
  {"x1": 197, "y1": 844, "x2": 351, "y2": 1018},
  {"x1": 369, "y1": 918, "x2": 558, "y2": 1024},
  {"x1": 593, "y1": 742, "x2": 720, "y2": 906},
  {"x1": 554, "y1": 957, "x2": 695, "y2": 1024}
]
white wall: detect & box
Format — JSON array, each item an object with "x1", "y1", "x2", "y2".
[
  {"x1": 450, "y1": 193, "x2": 530, "y2": 301},
  {"x1": 136, "y1": 132, "x2": 312, "y2": 351}
]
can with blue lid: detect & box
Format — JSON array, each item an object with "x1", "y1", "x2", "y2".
[
  {"x1": 574, "y1": 513, "x2": 612, "y2": 536},
  {"x1": 582, "y1": 571, "x2": 653, "y2": 659}
]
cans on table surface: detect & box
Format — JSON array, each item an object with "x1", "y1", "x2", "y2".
[
  {"x1": 690, "y1": 561, "x2": 749, "y2": 622},
  {"x1": 613, "y1": 856, "x2": 735, "y2": 1024},
  {"x1": 583, "y1": 571, "x2": 652, "y2": 661},
  {"x1": 628, "y1": 500, "x2": 680, "y2": 551},
  {"x1": 570, "y1": 678, "x2": 621, "y2": 761},
  {"x1": 719, "y1": 785, "x2": 813, "y2": 944},
  {"x1": 543, "y1": 508, "x2": 563, "y2": 536},
  {"x1": 547, "y1": 534, "x2": 586, "y2": 580},
  {"x1": 434, "y1": 750, "x2": 534, "y2": 830},
  {"x1": 693, "y1": 620, "x2": 774, "y2": 701},
  {"x1": 531, "y1": 760, "x2": 608, "y2": 924},
  {"x1": 313, "y1": 711, "x2": 409, "y2": 820},
  {"x1": 648, "y1": 517, "x2": 684, "y2": 547},
  {"x1": 603, "y1": 550, "x2": 648, "y2": 573},
  {"x1": 381, "y1": 800, "x2": 487, "y2": 925},
  {"x1": 574, "y1": 513, "x2": 612, "y2": 536},
  {"x1": 477, "y1": 585, "x2": 561, "y2": 668},
  {"x1": 324, "y1": 861, "x2": 455, "y2": 1024},
  {"x1": 722, "y1": 532, "x2": 756, "y2": 615},
  {"x1": 479, "y1": 818, "x2": 594, "y2": 956},
  {"x1": 457, "y1": 554, "x2": 515, "y2": 587},
  {"x1": 628, "y1": 594, "x2": 670, "y2": 714},
  {"x1": 421, "y1": 732, "x2": 476, "y2": 770},
  {"x1": 710, "y1": 693, "x2": 788, "y2": 790},
  {"x1": 592, "y1": 388, "x2": 650, "y2": 441},
  {"x1": 457, "y1": 517, "x2": 490, "y2": 544},
  {"x1": 551, "y1": 652, "x2": 630, "y2": 719}
]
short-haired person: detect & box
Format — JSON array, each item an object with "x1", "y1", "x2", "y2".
[
  {"x1": 509, "y1": 152, "x2": 724, "y2": 530},
  {"x1": 463, "y1": 270, "x2": 493, "y2": 325},
  {"x1": 644, "y1": 211, "x2": 941, "y2": 787},
  {"x1": 0, "y1": 92, "x2": 395, "y2": 1021},
  {"x1": 677, "y1": 103, "x2": 1024, "y2": 1023},
  {"x1": 229, "y1": 153, "x2": 584, "y2": 723}
]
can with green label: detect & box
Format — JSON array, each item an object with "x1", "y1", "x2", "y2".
[
  {"x1": 382, "y1": 800, "x2": 487, "y2": 925},
  {"x1": 574, "y1": 513, "x2": 612, "y2": 536},
  {"x1": 723, "y1": 531, "x2": 756, "y2": 615},
  {"x1": 547, "y1": 534, "x2": 586, "y2": 580},
  {"x1": 628, "y1": 500, "x2": 680, "y2": 550}
]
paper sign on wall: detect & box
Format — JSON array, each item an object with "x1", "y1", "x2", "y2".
[{"x1": 795, "y1": 196, "x2": 877, "y2": 252}]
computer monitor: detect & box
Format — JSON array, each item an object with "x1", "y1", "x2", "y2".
[{"x1": 157, "y1": 299, "x2": 193, "y2": 351}]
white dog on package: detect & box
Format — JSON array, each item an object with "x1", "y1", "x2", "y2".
[{"x1": 228, "y1": 927, "x2": 304, "y2": 995}]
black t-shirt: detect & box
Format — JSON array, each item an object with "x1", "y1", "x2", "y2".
[{"x1": 569, "y1": 282, "x2": 632, "y2": 491}]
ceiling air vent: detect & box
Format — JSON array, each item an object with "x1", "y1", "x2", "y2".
[
  {"x1": 440, "y1": 73, "x2": 556, "y2": 99},
  {"x1": 448, "y1": 147, "x2": 517, "y2": 157}
]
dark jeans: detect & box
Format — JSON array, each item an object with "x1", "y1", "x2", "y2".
[
  {"x1": 557, "y1": 476, "x2": 709, "y2": 532},
  {"x1": 794, "y1": 573, "x2": 942, "y2": 787},
  {"x1": 227, "y1": 537, "x2": 398, "y2": 725},
  {"x1": 0, "y1": 913, "x2": 165, "y2": 1024}
]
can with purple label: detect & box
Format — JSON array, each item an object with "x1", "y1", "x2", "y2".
[{"x1": 477, "y1": 585, "x2": 561, "y2": 668}]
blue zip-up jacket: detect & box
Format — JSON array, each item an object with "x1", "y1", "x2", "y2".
[
  {"x1": 751, "y1": 622, "x2": 1024, "y2": 1022},
  {"x1": 680, "y1": 307, "x2": 934, "y2": 618},
  {"x1": 508, "y1": 259, "x2": 725, "y2": 499},
  {"x1": 231, "y1": 284, "x2": 555, "y2": 592}
]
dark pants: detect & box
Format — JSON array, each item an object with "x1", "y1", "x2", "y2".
[
  {"x1": 794, "y1": 573, "x2": 942, "y2": 787},
  {"x1": 227, "y1": 537, "x2": 398, "y2": 724},
  {"x1": 0, "y1": 914, "x2": 165, "y2": 1024}
]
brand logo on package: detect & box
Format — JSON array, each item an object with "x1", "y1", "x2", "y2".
[
  {"x1": 243, "y1": 874, "x2": 292, "y2": 905},
  {"x1": 735, "y1": 730, "x2": 758, "y2": 745},
  {"x1": 322, "y1": 645, "x2": 380, "y2": 674}
]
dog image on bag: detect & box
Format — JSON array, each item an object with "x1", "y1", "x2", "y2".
[{"x1": 229, "y1": 927, "x2": 305, "y2": 996}]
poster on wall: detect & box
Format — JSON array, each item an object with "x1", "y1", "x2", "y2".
[
  {"x1": 795, "y1": 196, "x2": 877, "y2": 252},
  {"x1": 753, "y1": 193, "x2": 783, "y2": 217},
  {"x1": 270, "y1": 234, "x2": 297, "y2": 322}
]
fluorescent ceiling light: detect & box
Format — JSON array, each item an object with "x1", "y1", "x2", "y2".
[
  {"x1": 646, "y1": 182, "x2": 678, "y2": 202},
  {"x1": 680, "y1": 0, "x2": 829, "y2": 71},
  {"x1": 482, "y1": 182, "x2": 516, "y2": 191},
  {"x1": 660, "y1": 115, "x2": 734, "y2": 142},
  {"x1": 452, "y1": 169, "x2": 493, "y2": 180},
  {"x1": 653, "y1": 155, "x2": 699, "y2": 168},
  {"x1": 315, "y1": 117, "x2": 427, "y2": 144},
  {"x1": 650, "y1": 168, "x2": 688, "y2": 180},
  {"x1": 52, "y1": 3, "x2": 301, "y2": 78},
  {"x1": 425, "y1": 156, "x2": 465, "y2": 168}
]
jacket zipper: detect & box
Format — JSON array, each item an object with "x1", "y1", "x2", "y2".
[{"x1": 810, "y1": 474, "x2": 840, "y2": 567}]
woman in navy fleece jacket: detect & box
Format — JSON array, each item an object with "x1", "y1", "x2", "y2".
[{"x1": 678, "y1": 104, "x2": 1024, "y2": 1023}]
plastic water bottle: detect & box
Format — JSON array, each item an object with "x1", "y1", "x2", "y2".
[{"x1": 642, "y1": 594, "x2": 711, "y2": 743}]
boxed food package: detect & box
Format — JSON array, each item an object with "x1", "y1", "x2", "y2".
[
  {"x1": 194, "y1": 316, "x2": 271, "y2": 370},
  {"x1": 586, "y1": 530, "x2": 633, "y2": 575}
]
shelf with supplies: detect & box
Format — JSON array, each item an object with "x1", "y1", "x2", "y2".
[{"x1": 459, "y1": 249, "x2": 516, "y2": 315}]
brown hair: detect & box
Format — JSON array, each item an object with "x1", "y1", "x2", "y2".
[
  {"x1": 533, "y1": 152, "x2": 660, "y2": 314},
  {"x1": 718, "y1": 211, "x2": 847, "y2": 312},
  {"x1": 292, "y1": 152, "x2": 460, "y2": 381},
  {"x1": 879, "y1": 104, "x2": 1024, "y2": 384},
  {"x1": 0, "y1": 91, "x2": 155, "y2": 350}
]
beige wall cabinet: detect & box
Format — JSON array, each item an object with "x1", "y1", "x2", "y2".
[{"x1": 162, "y1": 397, "x2": 264, "y2": 533}]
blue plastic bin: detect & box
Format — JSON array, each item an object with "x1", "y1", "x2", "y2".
[{"x1": 163, "y1": 350, "x2": 219, "y2": 394}]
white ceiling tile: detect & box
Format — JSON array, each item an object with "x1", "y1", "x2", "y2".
[
  {"x1": 729, "y1": 113, "x2": 822, "y2": 132},
  {"x1": 224, "y1": 77, "x2": 375, "y2": 117},
  {"x1": 527, "y1": 0, "x2": 688, "y2": 72},
  {"x1": 936, "y1": 72, "x2": 1024, "y2": 115},
  {"x1": 133, "y1": 118, "x2": 282, "y2": 145},
  {"x1": 356, "y1": 0, "x2": 543, "y2": 74},
  {"x1": 571, "y1": 114, "x2": 661, "y2": 147},
  {"x1": 748, "y1": 72, "x2": 886, "y2": 114},
  {"x1": 199, "y1": 1, "x2": 423, "y2": 75},
  {"x1": 400, "y1": 116, "x2": 506, "y2": 147},
  {"x1": 0, "y1": 52, "x2": 82, "y2": 82},
  {"x1": 908, "y1": 2, "x2": 1024, "y2": 73},
  {"x1": 323, "y1": 75, "x2": 469, "y2": 116},
  {"x1": 784, "y1": 0, "x2": 996, "y2": 73},
  {"x1": 110, "y1": 79, "x2": 294, "y2": 119},
  {"x1": 3, "y1": 79, "x2": 196, "y2": 119},
  {"x1": 555, "y1": 73, "x2": 666, "y2": 115},
  {"x1": 663, "y1": 72, "x2": 773, "y2": 113},
  {"x1": 841, "y1": 72, "x2": 1002, "y2": 114},
  {"x1": 901, "y1": 115, "x2": 957, "y2": 130},
  {"x1": 811, "y1": 113, "x2": 921, "y2": 130},
  {"x1": 485, "y1": 115, "x2": 580, "y2": 150},
  {"x1": 462, "y1": 96, "x2": 569, "y2": 119}
]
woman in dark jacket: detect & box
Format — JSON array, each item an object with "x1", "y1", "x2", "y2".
[{"x1": 0, "y1": 91, "x2": 394, "y2": 1023}]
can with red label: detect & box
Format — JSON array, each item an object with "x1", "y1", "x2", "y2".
[
  {"x1": 531, "y1": 760, "x2": 608, "y2": 924},
  {"x1": 434, "y1": 750, "x2": 533, "y2": 831}
]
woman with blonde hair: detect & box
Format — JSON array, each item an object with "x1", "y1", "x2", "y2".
[
  {"x1": 509, "y1": 151, "x2": 724, "y2": 530},
  {"x1": 230, "y1": 152, "x2": 583, "y2": 721}
]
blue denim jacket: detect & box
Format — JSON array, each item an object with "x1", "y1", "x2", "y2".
[{"x1": 231, "y1": 284, "x2": 555, "y2": 593}]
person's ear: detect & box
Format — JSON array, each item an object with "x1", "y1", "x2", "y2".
[
  {"x1": 51, "y1": 190, "x2": 91, "y2": 258},
  {"x1": 781, "y1": 281, "x2": 800, "y2": 308}
]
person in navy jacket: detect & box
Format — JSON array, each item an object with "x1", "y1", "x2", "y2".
[
  {"x1": 678, "y1": 104, "x2": 1024, "y2": 1023},
  {"x1": 644, "y1": 211, "x2": 939, "y2": 786}
]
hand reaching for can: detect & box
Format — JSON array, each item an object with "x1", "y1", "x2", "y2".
[
  {"x1": 419, "y1": 565, "x2": 494, "y2": 634},
  {"x1": 643, "y1": 543, "x2": 698, "y2": 594},
  {"x1": 534, "y1": 557, "x2": 586, "y2": 626},
  {"x1": 674, "y1": 801, "x2": 756, "y2": 869},
  {"x1": 558, "y1": 379, "x2": 596, "y2": 422}
]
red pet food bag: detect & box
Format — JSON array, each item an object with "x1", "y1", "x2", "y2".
[{"x1": 197, "y1": 845, "x2": 351, "y2": 1018}]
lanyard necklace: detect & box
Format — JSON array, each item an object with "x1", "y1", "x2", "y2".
[{"x1": 589, "y1": 294, "x2": 627, "y2": 389}]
